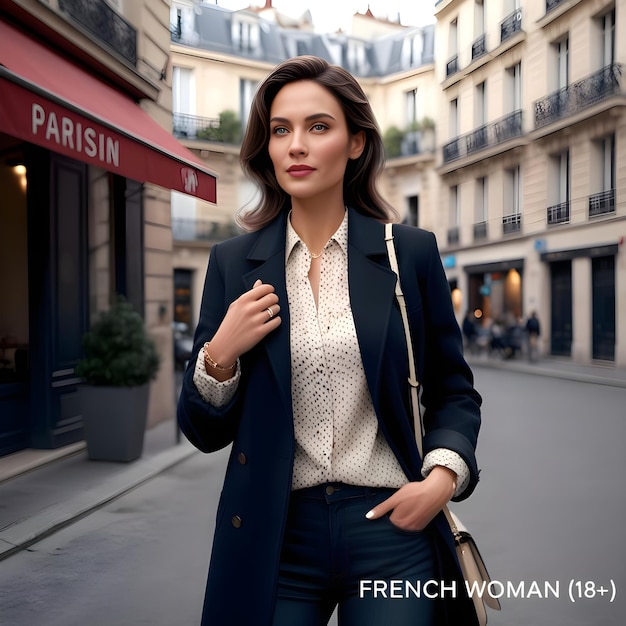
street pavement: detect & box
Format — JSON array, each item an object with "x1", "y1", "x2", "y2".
[{"x1": 0, "y1": 356, "x2": 625, "y2": 625}]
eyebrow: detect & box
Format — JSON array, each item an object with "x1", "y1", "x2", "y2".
[{"x1": 269, "y1": 113, "x2": 336, "y2": 124}]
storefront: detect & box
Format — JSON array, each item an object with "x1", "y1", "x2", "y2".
[{"x1": 0, "y1": 22, "x2": 217, "y2": 457}]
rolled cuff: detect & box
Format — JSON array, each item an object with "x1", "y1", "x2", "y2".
[
  {"x1": 421, "y1": 449, "x2": 470, "y2": 499},
  {"x1": 192, "y1": 348, "x2": 240, "y2": 408}
]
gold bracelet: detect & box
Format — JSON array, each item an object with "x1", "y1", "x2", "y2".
[{"x1": 203, "y1": 342, "x2": 236, "y2": 372}]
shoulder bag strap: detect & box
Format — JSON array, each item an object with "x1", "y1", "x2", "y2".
[{"x1": 384, "y1": 222, "x2": 423, "y2": 456}]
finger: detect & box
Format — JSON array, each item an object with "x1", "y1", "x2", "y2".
[
  {"x1": 253, "y1": 279, "x2": 262, "y2": 287},
  {"x1": 365, "y1": 494, "x2": 396, "y2": 520},
  {"x1": 263, "y1": 304, "x2": 281, "y2": 322}
]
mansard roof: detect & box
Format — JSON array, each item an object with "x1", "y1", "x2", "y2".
[{"x1": 176, "y1": 3, "x2": 434, "y2": 77}]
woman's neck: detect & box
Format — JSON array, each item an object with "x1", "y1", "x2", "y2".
[{"x1": 290, "y1": 202, "x2": 345, "y2": 255}]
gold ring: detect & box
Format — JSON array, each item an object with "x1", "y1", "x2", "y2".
[{"x1": 266, "y1": 306, "x2": 274, "y2": 319}]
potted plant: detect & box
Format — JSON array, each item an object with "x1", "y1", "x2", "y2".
[{"x1": 75, "y1": 297, "x2": 160, "y2": 462}]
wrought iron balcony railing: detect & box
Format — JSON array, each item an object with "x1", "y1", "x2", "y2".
[
  {"x1": 501, "y1": 8, "x2": 522, "y2": 43},
  {"x1": 172, "y1": 113, "x2": 242, "y2": 144},
  {"x1": 172, "y1": 218, "x2": 240, "y2": 242},
  {"x1": 471, "y1": 35, "x2": 487, "y2": 61},
  {"x1": 446, "y1": 55, "x2": 459, "y2": 77},
  {"x1": 534, "y1": 64, "x2": 623, "y2": 128},
  {"x1": 547, "y1": 201, "x2": 570, "y2": 225},
  {"x1": 588, "y1": 189, "x2": 616, "y2": 218},
  {"x1": 546, "y1": 0, "x2": 566, "y2": 13},
  {"x1": 473, "y1": 221, "x2": 487, "y2": 240},
  {"x1": 502, "y1": 213, "x2": 521, "y2": 234},
  {"x1": 447, "y1": 226, "x2": 460, "y2": 246},
  {"x1": 443, "y1": 110, "x2": 522, "y2": 163},
  {"x1": 58, "y1": 0, "x2": 137, "y2": 65},
  {"x1": 173, "y1": 113, "x2": 220, "y2": 140}
]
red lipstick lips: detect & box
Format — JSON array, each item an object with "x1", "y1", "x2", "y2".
[{"x1": 287, "y1": 164, "x2": 315, "y2": 177}]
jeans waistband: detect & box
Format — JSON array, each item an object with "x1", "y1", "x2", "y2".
[{"x1": 291, "y1": 482, "x2": 396, "y2": 503}]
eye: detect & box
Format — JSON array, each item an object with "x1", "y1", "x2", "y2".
[
  {"x1": 311, "y1": 123, "x2": 328, "y2": 132},
  {"x1": 272, "y1": 126, "x2": 289, "y2": 136}
]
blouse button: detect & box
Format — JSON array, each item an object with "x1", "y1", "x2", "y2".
[
  {"x1": 237, "y1": 452, "x2": 247, "y2": 465},
  {"x1": 231, "y1": 515, "x2": 242, "y2": 528}
]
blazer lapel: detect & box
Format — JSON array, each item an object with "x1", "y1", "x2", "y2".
[
  {"x1": 242, "y1": 213, "x2": 293, "y2": 418},
  {"x1": 347, "y1": 209, "x2": 398, "y2": 411}
]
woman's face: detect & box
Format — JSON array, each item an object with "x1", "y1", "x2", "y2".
[{"x1": 267, "y1": 80, "x2": 364, "y2": 205}]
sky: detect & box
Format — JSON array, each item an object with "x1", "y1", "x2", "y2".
[{"x1": 212, "y1": 1, "x2": 436, "y2": 32}]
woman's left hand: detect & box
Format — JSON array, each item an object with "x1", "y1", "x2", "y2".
[{"x1": 365, "y1": 466, "x2": 457, "y2": 531}]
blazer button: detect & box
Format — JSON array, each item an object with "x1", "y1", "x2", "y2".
[
  {"x1": 231, "y1": 515, "x2": 242, "y2": 528},
  {"x1": 237, "y1": 452, "x2": 247, "y2": 465}
]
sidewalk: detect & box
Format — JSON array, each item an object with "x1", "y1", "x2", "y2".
[
  {"x1": 467, "y1": 353, "x2": 626, "y2": 388},
  {"x1": 0, "y1": 419, "x2": 198, "y2": 561},
  {"x1": 1, "y1": 357, "x2": 625, "y2": 563}
]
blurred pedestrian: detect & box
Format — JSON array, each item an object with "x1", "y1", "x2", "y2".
[
  {"x1": 177, "y1": 56, "x2": 481, "y2": 626},
  {"x1": 462, "y1": 310, "x2": 477, "y2": 355},
  {"x1": 525, "y1": 311, "x2": 541, "y2": 362}
]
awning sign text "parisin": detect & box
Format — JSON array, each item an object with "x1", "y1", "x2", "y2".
[{"x1": 31, "y1": 103, "x2": 120, "y2": 167}]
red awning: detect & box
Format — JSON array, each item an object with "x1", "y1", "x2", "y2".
[{"x1": 0, "y1": 21, "x2": 216, "y2": 203}]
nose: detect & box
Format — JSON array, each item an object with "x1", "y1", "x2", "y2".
[{"x1": 288, "y1": 130, "x2": 308, "y2": 157}]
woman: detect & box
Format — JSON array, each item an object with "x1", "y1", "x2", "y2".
[{"x1": 178, "y1": 56, "x2": 481, "y2": 626}]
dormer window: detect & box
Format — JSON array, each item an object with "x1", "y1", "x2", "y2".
[
  {"x1": 347, "y1": 41, "x2": 367, "y2": 75},
  {"x1": 402, "y1": 33, "x2": 423, "y2": 67},
  {"x1": 232, "y1": 18, "x2": 260, "y2": 53}
]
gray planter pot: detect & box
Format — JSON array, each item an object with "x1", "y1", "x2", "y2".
[{"x1": 78, "y1": 384, "x2": 150, "y2": 462}]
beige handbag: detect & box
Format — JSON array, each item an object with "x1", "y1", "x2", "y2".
[{"x1": 384, "y1": 223, "x2": 501, "y2": 626}]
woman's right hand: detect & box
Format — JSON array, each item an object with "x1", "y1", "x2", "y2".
[{"x1": 205, "y1": 279, "x2": 281, "y2": 373}]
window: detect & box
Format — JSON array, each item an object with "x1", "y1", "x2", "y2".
[
  {"x1": 240, "y1": 79, "x2": 257, "y2": 130},
  {"x1": 556, "y1": 38, "x2": 569, "y2": 90},
  {"x1": 474, "y1": 0, "x2": 484, "y2": 36},
  {"x1": 475, "y1": 81, "x2": 487, "y2": 127},
  {"x1": 447, "y1": 19, "x2": 459, "y2": 76},
  {"x1": 402, "y1": 33, "x2": 423, "y2": 67},
  {"x1": 405, "y1": 195, "x2": 419, "y2": 227},
  {"x1": 172, "y1": 67, "x2": 195, "y2": 116},
  {"x1": 347, "y1": 41, "x2": 367, "y2": 75},
  {"x1": 449, "y1": 19, "x2": 458, "y2": 57},
  {"x1": 232, "y1": 19, "x2": 260, "y2": 53},
  {"x1": 547, "y1": 152, "x2": 570, "y2": 224},
  {"x1": 505, "y1": 63, "x2": 521, "y2": 113},
  {"x1": 589, "y1": 134, "x2": 616, "y2": 217},
  {"x1": 475, "y1": 177, "x2": 488, "y2": 223},
  {"x1": 474, "y1": 177, "x2": 488, "y2": 240},
  {"x1": 449, "y1": 98, "x2": 459, "y2": 138},
  {"x1": 503, "y1": 166, "x2": 522, "y2": 233},
  {"x1": 447, "y1": 186, "x2": 460, "y2": 245},
  {"x1": 406, "y1": 89, "x2": 420, "y2": 127},
  {"x1": 601, "y1": 10, "x2": 615, "y2": 66}
]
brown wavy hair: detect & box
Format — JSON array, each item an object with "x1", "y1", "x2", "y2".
[{"x1": 237, "y1": 55, "x2": 397, "y2": 230}]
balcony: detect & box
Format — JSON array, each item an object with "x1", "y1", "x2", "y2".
[
  {"x1": 502, "y1": 214, "x2": 521, "y2": 234},
  {"x1": 471, "y1": 35, "x2": 487, "y2": 61},
  {"x1": 546, "y1": 0, "x2": 566, "y2": 13},
  {"x1": 447, "y1": 227, "x2": 460, "y2": 246},
  {"x1": 473, "y1": 221, "x2": 487, "y2": 240},
  {"x1": 58, "y1": 0, "x2": 137, "y2": 66},
  {"x1": 501, "y1": 8, "x2": 522, "y2": 43},
  {"x1": 547, "y1": 201, "x2": 570, "y2": 225},
  {"x1": 443, "y1": 110, "x2": 522, "y2": 164},
  {"x1": 446, "y1": 55, "x2": 459, "y2": 77},
  {"x1": 589, "y1": 189, "x2": 616, "y2": 218},
  {"x1": 534, "y1": 64, "x2": 623, "y2": 129},
  {"x1": 173, "y1": 112, "x2": 242, "y2": 144},
  {"x1": 172, "y1": 218, "x2": 240, "y2": 243}
]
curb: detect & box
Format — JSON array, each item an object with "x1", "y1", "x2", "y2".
[
  {"x1": 0, "y1": 441, "x2": 198, "y2": 562},
  {"x1": 468, "y1": 359, "x2": 626, "y2": 389}
]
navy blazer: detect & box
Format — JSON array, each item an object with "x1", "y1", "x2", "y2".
[{"x1": 178, "y1": 207, "x2": 481, "y2": 626}]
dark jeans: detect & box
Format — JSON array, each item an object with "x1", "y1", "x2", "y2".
[{"x1": 272, "y1": 483, "x2": 436, "y2": 626}]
